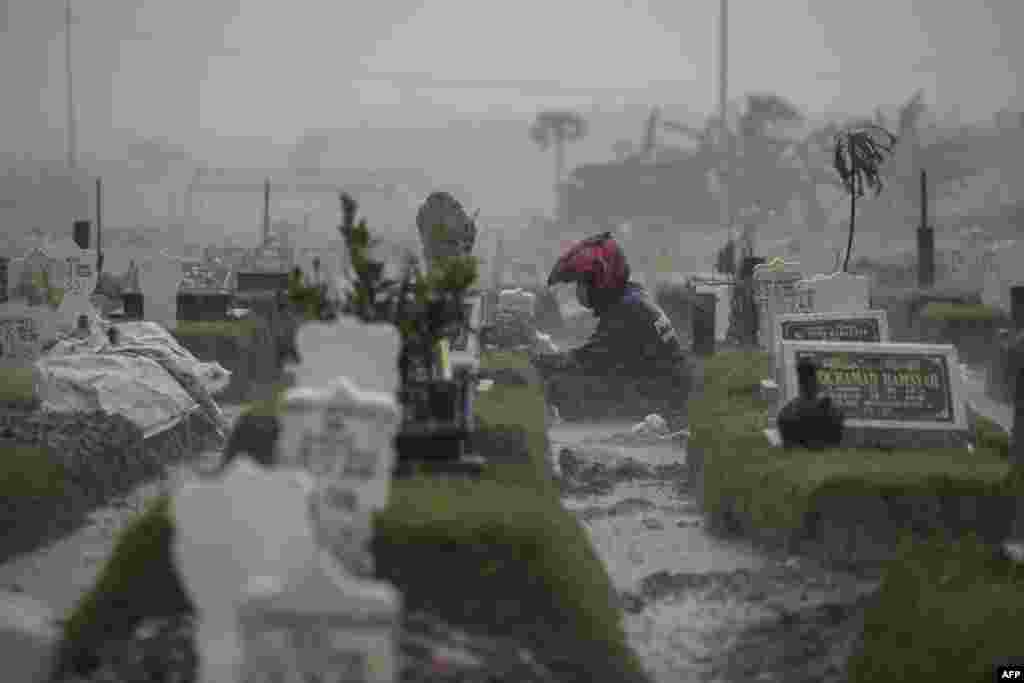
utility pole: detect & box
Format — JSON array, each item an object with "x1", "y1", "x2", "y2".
[
  {"x1": 65, "y1": 0, "x2": 77, "y2": 170},
  {"x1": 718, "y1": 0, "x2": 730, "y2": 249},
  {"x1": 263, "y1": 177, "x2": 271, "y2": 246},
  {"x1": 95, "y1": 177, "x2": 103, "y2": 274}
]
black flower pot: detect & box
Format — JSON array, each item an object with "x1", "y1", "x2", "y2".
[{"x1": 393, "y1": 376, "x2": 484, "y2": 478}]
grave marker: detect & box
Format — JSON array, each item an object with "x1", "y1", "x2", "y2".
[
  {"x1": 172, "y1": 458, "x2": 319, "y2": 683},
  {"x1": 415, "y1": 192, "x2": 477, "y2": 272},
  {"x1": 776, "y1": 341, "x2": 968, "y2": 449},
  {"x1": 772, "y1": 309, "x2": 889, "y2": 377},
  {"x1": 46, "y1": 236, "x2": 98, "y2": 330},
  {"x1": 753, "y1": 258, "x2": 805, "y2": 351},
  {"x1": 0, "y1": 301, "x2": 58, "y2": 370},
  {"x1": 137, "y1": 250, "x2": 182, "y2": 330},
  {"x1": 291, "y1": 315, "x2": 401, "y2": 396}
]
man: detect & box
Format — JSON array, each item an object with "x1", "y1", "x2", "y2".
[{"x1": 531, "y1": 233, "x2": 698, "y2": 430}]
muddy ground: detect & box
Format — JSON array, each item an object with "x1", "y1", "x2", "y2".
[{"x1": 552, "y1": 422, "x2": 877, "y2": 683}]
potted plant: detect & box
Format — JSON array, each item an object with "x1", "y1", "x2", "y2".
[{"x1": 288, "y1": 194, "x2": 484, "y2": 476}]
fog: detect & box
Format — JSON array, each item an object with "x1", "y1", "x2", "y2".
[{"x1": 1, "y1": 0, "x2": 1022, "y2": 264}]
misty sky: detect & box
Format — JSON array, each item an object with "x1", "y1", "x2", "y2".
[{"x1": 2, "y1": 0, "x2": 1021, "y2": 176}]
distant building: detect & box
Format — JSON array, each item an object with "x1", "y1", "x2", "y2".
[
  {"x1": 994, "y1": 109, "x2": 1024, "y2": 130},
  {"x1": 561, "y1": 156, "x2": 721, "y2": 233}
]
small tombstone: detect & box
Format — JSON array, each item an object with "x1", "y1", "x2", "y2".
[
  {"x1": 415, "y1": 192, "x2": 477, "y2": 271},
  {"x1": 0, "y1": 301, "x2": 58, "y2": 370},
  {"x1": 45, "y1": 236, "x2": 98, "y2": 331},
  {"x1": 291, "y1": 315, "x2": 401, "y2": 396},
  {"x1": 752, "y1": 258, "x2": 803, "y2": 351},
  {"x1": 137, "y1": 250, "x2": 183, "y2": 329},
  {"x1": 172, "y1": 457, "x2": 319, "y2": 683}
]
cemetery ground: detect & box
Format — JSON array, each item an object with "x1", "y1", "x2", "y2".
[{"x1": 4, "y1": 330, "x2": 1022, "y2": 682}]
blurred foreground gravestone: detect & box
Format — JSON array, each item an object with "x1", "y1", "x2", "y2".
[{"x1": 173, "y1": 458, "x2": 320, "y2": 683}]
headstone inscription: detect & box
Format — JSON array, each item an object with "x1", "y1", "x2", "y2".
[
  {"x1": 46, "y1": 236, "x2": 98, "y2": 331},
  {"x1": 776, "y1": 341, "x2": 968, "y2": 449},
  {"x1": 771, "y1": 309, "x2": 890, "y2": 389},
  {"x1": 0, "y1": 301, "x2": 58, "y2": 370}
]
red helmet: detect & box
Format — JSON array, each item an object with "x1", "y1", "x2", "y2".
[{"x1": 547, "y1": 232, "x2": 630, "y2": 291}]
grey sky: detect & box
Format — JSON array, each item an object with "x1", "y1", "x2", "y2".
[{"x1": 2, "y1": 0, "x2": 1020, "y2": 162}]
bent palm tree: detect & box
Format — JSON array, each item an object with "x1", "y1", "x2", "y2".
[{"x1": 832, "y1": 123, "x2": 897, "y2": 272}]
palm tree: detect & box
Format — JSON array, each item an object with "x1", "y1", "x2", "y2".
[
  {"x1": 832, "y1": 123, "x2": 898, "y2": 272},
  {"x1": 529, "y1": 110, "x2": 588, "y2": 203}
]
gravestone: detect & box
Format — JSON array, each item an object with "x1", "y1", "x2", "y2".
[
  {"x1": 137, "y1": 251, "x2": 183, "y2": 330},
  {"x1": 238, "y1": 551, "x2": 401, "y2": 683},
  {"x1": 775, "y1": 340, "x2": 968, "y2": 449},
  {"x1": 772, "y1": 309, "x2": 889, "y2": 375},
  {"x1": 46, "y1": 236, "x2": 98, "y2": 331},
  {"x1": 232, "y1": 316, "x2": 404, "y2": 683},
  {"x1": 291, "y1": 315, "x2": 401, "y2": 396},
  {"x1": 0, "y1": 301, "x2": 58, "y2": 371},
  {"x1": 415, "y1": 192, "x2": 477, "y2": 272},
  {"x1": 753, "y1": 258, "x2": 804, "y2": 351},
  {"x1": 799, "y1": 272, "x2": 870, "y2": 314},
  {"x1": 172, "y1": 457, "x2": 320, "y2": 683}
]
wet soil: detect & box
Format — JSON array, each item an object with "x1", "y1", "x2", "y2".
[{"x1": 552, "y1": 420, "x2": 876, "y2": 683}]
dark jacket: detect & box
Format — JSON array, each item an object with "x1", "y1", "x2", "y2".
[
  {"x1": 548, "y1": 282, "x2": 688, "y2": 376},
  {"x1": 533, "y1": 283, "x2": 696, "y2": 425}
]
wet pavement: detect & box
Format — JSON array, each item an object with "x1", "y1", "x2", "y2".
[{"x1": 550, "y1": 420, "x2": 874, "y2": 683}]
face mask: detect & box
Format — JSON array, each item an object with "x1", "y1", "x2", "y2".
[{"x1": 575, "y1": 282, "x2": 592, "y2": 309}]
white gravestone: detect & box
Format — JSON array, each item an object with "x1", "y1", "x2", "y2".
[
  {"x1": 285, "y1": 317, "x2": 403, "y2": 574},
  {"x1": 291, "y1": 315, "x2": 401, "y2": 396},
  {"x1": 313, "y1": 376, "x2": 401, "y2": 575},
  {"x1": 172, "y1": 458, "x2": 319, "y2": 683},
  {"x1": 753, "y1": 258, "x2": 804, "y2": 352},
  {"x1": 800, "y1": 272, "x2": 870, "y2": 314},
  {"x1": 138, "y1": 251, "x2": 183, "y2": 330},
  {"x1": 0, "y1": 301, "x2": 59, "y2": 370},
  {"x1": 46, "y1": 237, "x2": 98, "y2": 331},
  {"x1": 238, "y1": 549, "x2": 401, "y2": 683}
]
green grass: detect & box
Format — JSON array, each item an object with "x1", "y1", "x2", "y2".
[
  {"x1": 59, "y1": 350, "x2": 648, "y2": 683},
  {"x1": 0, "y1": 367, "x2": 38, "y2": 403},
  {"x1": 172, "y1": 319, "x2": 257, "y2": 339},
  {"x1": 849, "y1": 532, "x2": 1024, "y2": 683},
  {"x1": 919, "y1": 302, "x2": 1003, "y2": 322},
  {"x1": 694, "y1": 350, "x2": 1016, "y2": 540},
  {"x1": 0, "y1": 445, "x2": 67, "y2": 501}
]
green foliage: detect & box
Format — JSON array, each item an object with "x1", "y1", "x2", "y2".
[
  {"x1": 172, "y1": 319, "x2": 257, "y2": 339},
  {"x1": 0, "y1": 367, "x2": 38, "y2": 404},
  {"x1": 920, "y1": 302, "x2": 1003, "y2": 322},
  {"x1": 58, "y1": 495, "x2": 193, "y2": 676},
  {"x1": 694, "y1": 350, "x2": 1016, "y2": 539},
  {"x1": 0, "y1": 445, "x2": 67, "y2": 501},
  {"x1": 849, "y1": 532, "x2": 1024, "y2": 682}
]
